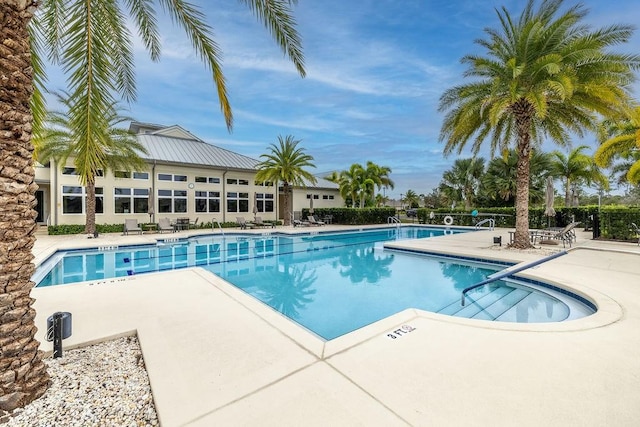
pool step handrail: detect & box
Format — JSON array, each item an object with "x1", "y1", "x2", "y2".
[
  {"x1": 387, "y1": 216, "x2": 401, "y2": 225},
  {"x1": 460, "y1": 250, "x2": 568, "y2": 306},
  {"x1": 475, "y1": 218, "x2": 495, "y2": 230}
]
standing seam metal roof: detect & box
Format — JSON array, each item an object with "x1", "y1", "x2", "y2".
[{"x1": 137, "y1": 134, "x2": 259, "y2": 170}]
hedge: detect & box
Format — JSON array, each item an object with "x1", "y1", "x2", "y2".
[
  {"x1": 46, "y1": 219, "x2": 283, "y2": 235},
  {"x1": 42, "y1": 207, "x2": 640, "y2": 240}
]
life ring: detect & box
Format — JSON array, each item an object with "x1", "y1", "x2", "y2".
[{"x1": 443, "y1": 215, "x2": 454, "y2": 226}]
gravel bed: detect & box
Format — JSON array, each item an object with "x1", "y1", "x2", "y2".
[{"x1": 1, "y1": 336, "x2": 158, "y2": 426}]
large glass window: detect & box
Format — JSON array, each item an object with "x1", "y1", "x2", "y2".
[
  {"x1": 114, "y1": 188, "x2": 149, "y2": 214},
  {"x1": 62, "y1": 186, "x2": 103, "y2": 214},
  {"x1": 195, "y1": 191, "x2": 221, "y2": 213},
  {"x1": 133, "y1": 172, "x2": 149, "y2": 180},
  {"x1": 256, "y1": 193, "x2": 274, "y2": 213},
  {"x1": 158, "y1": 189, "x2": 187, "y2": 213},
  {"x1": 227, "y1": 192, "x2": 249, "y2": 213},
  {"x1": 195, "y1": 176, "x2": 221, "y2": 184},
  {"x1": 114, "y1": 171, "x2": 131, "y2": 179}
]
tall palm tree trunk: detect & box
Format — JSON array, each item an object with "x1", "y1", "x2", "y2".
[
  {"x1": 283, "y1": 182, "x2": 291, "y2": 225},
  {"x1": 512, "y1": 102, "x2": 535, "y2": 249},
  {"x1": 85, "y1": 178, "x2": 96, "y2": 235},
  {"x1": 0, "y1": 0, "x2": 50, "y2": 411}
]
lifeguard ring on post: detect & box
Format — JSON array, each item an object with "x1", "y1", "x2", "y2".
[{"x1": 443, "y1": 215, "x2": 454, "y2": 226}]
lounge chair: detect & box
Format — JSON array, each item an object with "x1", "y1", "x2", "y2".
[
  {"x1": 254, "y1": 217, "x2": 274, "y2": 228},
  {"x1": 293, "y1": 219, "x2": 310, "y2": 227},
  {"x1": 124, "y1": 219, "x2": 142, "y2": 235},
  {"x1": 236, "y1": 217, "x2": 255, "y2": 229},
  {"x1": 190, "y1": 217, "x2": 199, "y2": 229},
  {"x1": 307, "y1": 215, "x2": 325, "y2": 226},
  {"x1": 158, "y1": 218, "x2": 174, "y2": 233},
  {"x1": 533, "y1": 222, "x2": 580, "y2": 247}
]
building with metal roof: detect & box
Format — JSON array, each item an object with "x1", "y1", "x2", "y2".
[{"x1": 34, "y1": 123, "x2": 342, "y2": 229}]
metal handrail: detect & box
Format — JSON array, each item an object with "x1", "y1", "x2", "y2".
[
  {"x1": 460, "y1": 250, "x2": 568, "y2": 306},
  {"x1": 387, "y1": 216, "x2": 401, "y2": 224},
  {"x1": 475, "y1": 218, "x2": 495, "y2": 230}
]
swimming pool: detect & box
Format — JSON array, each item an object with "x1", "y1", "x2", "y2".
[{"x1": 34, "y1": 226, "x2": 595, "y2": 339}]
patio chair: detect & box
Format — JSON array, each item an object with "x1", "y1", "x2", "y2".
[
  {"x1": 236, "y1": 217, "x2": 255, "y2": 229},
  {"x1": 158, "y1": 218, "x2": 174, "y2": 233},
  {"x1": 534, "y1": 222, "x2": 580, "y2": 248},
  {"x1": 123, "y1": 219, "x2": 142, "y2": 235},
  {"x1": 293, "y1": 219, "x2": 310, "y2": 227},
  {"x1": 254, "y1": 217, "x2": 274, "y2": 228},
  {"x1": 307, "y1": 215, "x2": 325, "y2": 226},
  {"x1": 190, "y1": 217, "x2": 199, "y2": 229}
]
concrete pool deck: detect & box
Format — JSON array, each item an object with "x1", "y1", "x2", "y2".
[{"x1": 31, "y1": 225, "x2": 640, "y2": 426}]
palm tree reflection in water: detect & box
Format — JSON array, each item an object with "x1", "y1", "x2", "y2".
[
  {"x1": 338, "y1": 246, "x2": 394, "y2": 284},
  {"x1": 259, "y1": 266, "x2": 317, "y2": 320}
]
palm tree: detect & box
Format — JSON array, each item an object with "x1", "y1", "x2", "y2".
[
  {"x1": 33, "y1": 0, "x2": 305, "y2": 132},
  {"x1": 365, "y1": 161, "x2": 394, "y2": 198},
  {"x1": 3, "y1": 0, "x2": 306, "y2": 410},
  {"x1": 439, "y1": 158, "x2": 485, "y2": 209},
  {"x1": 403, "y1": 189, "x2": 419, "y2": 208},
  {"x1": 328, "y1": 162, "x2": 394, "y2": 208},
  {"x1": 551, "y1": 145, "x2": 608, "y2": 207},
  {"x1": 34, "y1": 93, "x2": 148, "y2": 234},
  {"x1": 439, "y1": 0, "x2": 638, "y2": 248},
  {"x1": 255, "y1": 135, "x2": 317, "y2": 226},
  {"x1": 480, "y1": 150, "x2": 552, "y2": 206},
  {"x1": 595, "y1": 106, "x2": 640, "y2": 185},
  {"x1": 0, "y1": 0, "x2": 51, "y2": 412},
  {"x1": 374, "y1": 193, "x2": 389, "y2": 207}
]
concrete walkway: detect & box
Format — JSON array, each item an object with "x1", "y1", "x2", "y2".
[{"x1": 31, "y1": 225, "x2": 640, "y2": 426}]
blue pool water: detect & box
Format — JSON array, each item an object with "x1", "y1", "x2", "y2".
[{"x1": 35, "y1": 227, "x2": 595, "y2": 339}]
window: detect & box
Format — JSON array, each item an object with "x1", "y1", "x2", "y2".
[
  {"x1": 133, "y1": 172, "x2": 149, "y2": 180},
  {"x1": 159, "y1": 173, "x2": 188, "y2": 182},
  {"x1": 226, "y1": 192, "x2": 249, "y2": 213},
  {"x1": 62, "y1": 186, "x2": 103, "y2": 214},
  {"x1": 226, "y1": 178, "x2": 238, "y2": 185},
  {"x1": 255, "y1": 181, "x2": 273, "y2": 186},
  {"x1": 313, "y1": 194, "x2": 319, "y2": 199},
  {"x1": 256, "y1": 193, "x2": 274, "y2": 213},
  {"x1": 323, "y1": 195, "x2": 329, "y2": 200},
  {"x1": 195, "y1": 191, "x2": 221, "y2": 213},
  {"x1": 158, "y1": 189, "x2": 187, "y2": 213},
  {"x1": 114, "y1": 188, "x2": 149, "y2": 214},
  {"x1": 194, "y1": 176, "x2": 220, "y2": 184},
  {"x1": 306, "y1": 194, "x2": 311, "y2": 199},
  {"x1": 62, "y1": 167, "x2": 77, "y2": 175},
  {"x1": 238, "y1": 179, "x2": 249, "y2": 186},
  {"x1": 329, "y1": 195, "x2": 334, "y2": 200},
  {"x1": 114, "y1": 171, "x2": 131, "y2": 179}
]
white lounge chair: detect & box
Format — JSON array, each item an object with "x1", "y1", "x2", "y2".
[
  {"x1": 533, "y1": 222, "x2": 580, "y2": 247},
  {"x1": 307, "y1": 215, "x2": 325, "y2": 226},
  {"x1": 124, "y1": 219, "x2": 142, "y2": 235},
  {"x1": 158, "y1": 218, "x2": 174, "y2": 233}
]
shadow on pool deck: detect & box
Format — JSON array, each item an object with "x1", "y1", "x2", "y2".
[{"x1": 31, "y1": 226, "x2": 640, "y2": 426}]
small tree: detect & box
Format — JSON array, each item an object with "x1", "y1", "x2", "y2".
[{"x1": 255, "y1": 135, "x2": 317, "y2": 225}]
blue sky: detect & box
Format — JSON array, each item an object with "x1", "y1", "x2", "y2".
[{"x1": 45, "y1": 0, "x2": 640, "y2": 198}]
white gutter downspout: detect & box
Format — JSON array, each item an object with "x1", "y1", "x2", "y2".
[{"x1": 222, "y1": 169, "x2": 228, "y2": 223}]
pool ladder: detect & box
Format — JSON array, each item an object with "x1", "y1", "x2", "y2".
[
  {"x1": 474, "y1": 218, "x2": 495, "y2": 230},
  {"x1": 387, "y1": 216, "x2": 401, "y2": 226}
]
